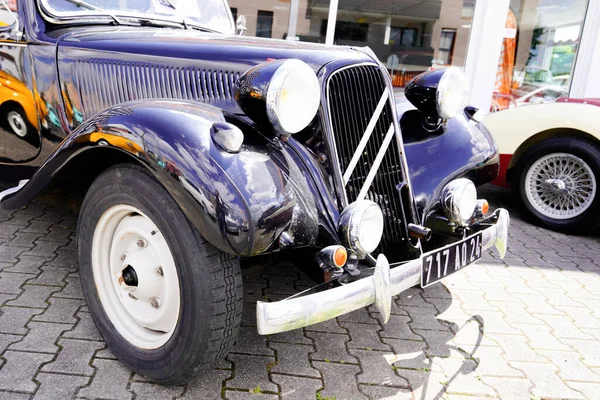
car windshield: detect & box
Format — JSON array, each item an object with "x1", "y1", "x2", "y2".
[{"x1": 39, "y1": 0, "x2": 233, "y2": 33}]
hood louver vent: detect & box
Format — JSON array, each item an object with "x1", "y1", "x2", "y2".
[{"x1": 74, "y1": 60, "x2": 240, "y2": 117}]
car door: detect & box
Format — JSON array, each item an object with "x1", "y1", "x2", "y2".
[{"x1": 0, "y1": 0, "x2": 41, "y2": 165}]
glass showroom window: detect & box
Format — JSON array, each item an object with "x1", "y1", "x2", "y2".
[
  {"x1": 310, "y1": 0, "x2": 477, "y2": 90},
  {"x1": 491, "y1": 0, "x2": 589, "y2": 112}
]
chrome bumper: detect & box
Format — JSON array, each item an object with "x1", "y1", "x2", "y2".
[{"x1": 256, "y1": 208, "x2": 509, "y2": 335}]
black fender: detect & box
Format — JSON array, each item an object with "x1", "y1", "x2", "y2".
[
  {"x1": 397, "y1": 98, "x2": 499, "y2": 223},
  {"x1": 0, "y1": 100, "x2": 326, "y2": 257}
]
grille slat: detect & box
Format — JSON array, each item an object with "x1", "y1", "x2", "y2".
[{"x1": 327, "y1": 64, "x2": 414, "y2": 263}]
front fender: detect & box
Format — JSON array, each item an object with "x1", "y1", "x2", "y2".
[
  {"x1": 399, "y1": 106, "x2": 499, "y2": 223},
  {"x1": 0, "y1": 100, "x2": 321, "y2": 256}
]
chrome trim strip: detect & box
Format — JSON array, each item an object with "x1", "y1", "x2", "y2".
[
  {"x1": 256, "y1": 209, "x2": 510, "y2": 335},
  {"x1": 342, "y1": 88, "x2": 389, "y2": 185},
  {"x1": 356, "y1": 123, "x2": 395, "y2": 201}
]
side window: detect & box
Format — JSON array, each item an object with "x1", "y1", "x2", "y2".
[{"x1": 0, "y1": 0, "x2": 17, "y2": 27}]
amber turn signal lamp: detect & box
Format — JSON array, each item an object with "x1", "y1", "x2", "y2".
[
  {"x1": 481, "y1": 200, "x2": 489, "y2": 215},
  {"x1": 474, "y1": 199, "x2": 490, "y2": 218},
  {"x1": 319, "y1": 245, "x2": 348, "y2": 269}
]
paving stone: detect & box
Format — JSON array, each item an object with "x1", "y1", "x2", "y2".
[
  {"x1": 511, "y1": 323, "x2": 573, "y2": 351},
  {"x1": 0, "y1": 224, "x2": 20, "y2": 239},
  {"x1": 350, "y1": 349, "x2": 409, "y2": 387},
  {"x1": 21, "y1": 241, "x2": 62, "y2": 257},
  {"x1": 241, "y1": 302, "x2": 256, "y2": 327},
  {"x1": 462, "y1": 309, "x2": 521, "y2": 335},
  {"x1": 4, "y1": 213, "x2": 34, "y2": 227},
  {"x1": 450, "y1": 317, "x2": 499, "y2": 348},
  {"x1": 533, "y1": 313, "x2": 595, "y2": 340},
  {"x1": 268, "y1": 328, "x2": 312, "y2": 345},
  {"x1": 341, "y1": 322, "x2": 392, "y2": 351},
  {"x1": 43, "y1": 338, "x2": 105, "y2": 376},
  {"x1": 0, "y1": 391, "x2": 31, "y2": 400},
  {"x1": 481, "y1": 377, "x2": 532, "y2": 400},
  {"x1": 226, "y1": 353, "x2": 277, "y2": 392},
  {"x1": 430, "y1": 358, "x2": 496, "y2": 397},
  {"x1": 6, "y1": 284, "x2": 59, "y2": 308},
  {"x1": 555, "y1": 305, "x2": 600, "y2": 330},
  {"x1": 43, "y1": 226, "x2": 72, "y2": 244},
  {"x1": 486, "y1": 333, "x2": 549, "y2": 363},
  {"x1": 412, "y1": 329, "x2": 456, "y2": 359},
  {"x1": 34, "y1": 372, "x2": 90, "y2": 400},
  {"x1": 95, "y1": 347, "x2": 117, "y2": 360},
  {"x1": 401, "y1": 370, "x2": 448, "y2": 400},
  {"x1": 271, "y1": 374, "x2": 322, "y2": 400},
  {"x1": 20, "y1": 220, "x2": 53, "y2": 233},
  {"x1": 78, "y1": 359, "x2": 133, "y2": 400},
  {"x1": 129, "y1": 381, "x2": 185, "y2": 399},
  {"x1": 4, "y1": 255, "x2": 51, "y2": 274},
  {"x1": 338, "y1": 307, "x2": 380, "y2": 325},
  {"x1": 269, "y1": 342, "x2": 320, "y2": 378},
  {"x1": 510, "y1": 292, "x2": 566, "y2": 315},
  {"x1": 182, "y1": 368, "x2": 230, "y2": 399},
  {"x1": 488, "y1": 300, "x2": 545, "y2": 325},
  {"x1": 378, "y1": 314, "x2": 423, "y2": 341},
  {"x1": 313, "y1": 361, "x2": 367, "y2": 400},
  {"x1": 54, "y1": 276, "x2": 84, "y2": 299},
  {"x1": 305, "y1": 318, "x2": 347, "y2": 334},
  {"x1": 359, "y1": 385, "x2": 412, "y2": 399},
  {"x1": 401, "y1": 305, "x2": 451, "y2": 332},
  {"x1": 45, "y1": 250, "x2": 77, "y2": 268},
  {"x1": 6, "y1": 232, "x2": 45, "y2": 248},
  {"x1": 564, "y1": 339, "x2": 600, "y2": 369},
  {"x1": 231, "y1": 326, "x2": 273, "y2": 356},
  {"x1": 62, "y1": 311, "x2": 103, "y2": 341},
  {"x1": 9, "y1": 321, "x2": 70, "y2": 353},
  {"x1": 0, "y1": 245, "x2": 26, "y2": 264},
  {"x1": 567, "y1": 382, "x2": 600, "y2": 400},
  {"x1": 0, "y1": 350, "x2": 53, "y2": 392},
  {"x1": 0, "y1": 272, "x2": 31, "y2": 294},
  {"x1": 225, "y1": 391, "x2": 278, "y2": 400},
  {"x1": 469, "y1": 346, "x2": 524, "y2": 377},
  {"x1": 33, "y1": 297, "x2": 85, "y2": 324},
  {"x1": 0, "y1": 306, "x2": 41, "y2": 334},
  {"x1": 379, "y1": 339, "x2": 436, "y2": 372},
  {"x1": 538, "y1": 350, "x2": 600, "y2": 382},
  {"x1": 27, "y1": 265, "x2": 71, "y2": 287},
  {"x1": 306, "y1": 331, "x2": 358, "y2": 364},
  {"x1": 0, "y1": 333, "x2": 22, "y2": 353},
  {"x1": 511, "y1": 361, "x2": 585, "y2": 399},
  {"x1": 451, "y1": 289, "x2": 498, "y2": 312}
]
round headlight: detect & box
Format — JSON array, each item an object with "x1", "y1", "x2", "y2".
[
  {"x1": 338, "y1": 201, "x2": 384, "y2": 256},
  {"x1": 235, "y1": 59, "x2": 320, "y2": 136},
  {"x1": 267, "y1": 59, "x2": 320, "y2": 135},
  {"x1": 440, "y1": 178, "x2": 477, "y2": 224},
  {"x1": 436, "y1": 68, "x2": 471, "y2": 120}
]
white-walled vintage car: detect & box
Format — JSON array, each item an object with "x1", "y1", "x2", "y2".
[{"x1": 483, "y1": 98, "x2": 600, "y2": 232}]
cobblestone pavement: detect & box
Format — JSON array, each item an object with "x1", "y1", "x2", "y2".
[{"x1": 0, "y1": 185, "x2": 599, "y2": 400}]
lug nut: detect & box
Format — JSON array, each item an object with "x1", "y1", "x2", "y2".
[
  {"x1": 150, "y1": 297, "x2": 162, "y2": 309},
  {"x1": 128, "y1": 293, "x2": 137, "y2": 300},
  {"x1": 120, "y1": 252, "x2": 128, "y2": 261},
  {"x1": 156, "y1": 267, "x2": 164, "y2": 276},
  {"x1": 137, "y1": 239, "x2": 147, "y2": 248}
]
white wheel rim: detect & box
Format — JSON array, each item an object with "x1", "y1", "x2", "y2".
[
  {"x1": 7, "y1": 111, "x2": 27, "y2": 137},
  {"x1": 92, "y1": 205, "x2": 181, "y2": 349},
  {"x1": 525, "y1": 153, "x2": 596, "y2": 220}
]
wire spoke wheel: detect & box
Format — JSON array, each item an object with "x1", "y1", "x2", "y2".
[{"x1": 525, "y1": 153, "x2": 596, "y2": 220}]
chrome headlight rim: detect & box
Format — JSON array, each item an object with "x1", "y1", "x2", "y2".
[
  {"x1": 436, "y1": 67, "x2": 471, "y2": 120},
  {"x1": 265, "y1": 59, "x2": 320, "y2": 136},
  {"x1": 440, "y1": 178, "x2": 478, "y2": 224},
  {"x1": 338, "y1": 200, "x2": 385, "y2": 256}
]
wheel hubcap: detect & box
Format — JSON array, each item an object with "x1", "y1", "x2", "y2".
[
  {"x1": 7, "y1": 111, "x2": 26, "y2": 137},
  {"x1": 525, "y1": 153, "x2": 596, "y2": 220},
  {"x1": 92, "y1": 205, "x2": 180, "y2": 349}
]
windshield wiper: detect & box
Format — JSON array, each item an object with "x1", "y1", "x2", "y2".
[
  {"x1": 64, "y1": 0, "x2": 123, "y2": 25},
  {"x1": 157, "y1": 0, "x2": 189, "y2": 29}
]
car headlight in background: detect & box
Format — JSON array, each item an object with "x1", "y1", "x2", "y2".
[
  {"x1": 440, "y1": 178, "x2": 477, "y2": 224},
  {"x1": 235, "y1": 59, "x2": 320, "y2": 136},
  {"x1": 338, "y1": 200, "x2": 384, "y2": 256},
  {"x1": 436, "y1": 67, "x2": 471, "y2": 120}
]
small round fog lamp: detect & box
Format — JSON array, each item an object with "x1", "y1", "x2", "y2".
[
  {"x1": 441, "y1": 178, "x2": 477, "y2": 224},
  {"x1": 338, "y1": 201, "x2": 384, "y2": 256}
]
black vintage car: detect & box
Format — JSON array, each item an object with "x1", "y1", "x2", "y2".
[{"x1": 0, "y1": 0, "x2": 509, "y2": 385}]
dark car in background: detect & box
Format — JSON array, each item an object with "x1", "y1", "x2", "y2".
[{"x1": 0, "y1": 0, "x2": 508, "y2": 384}]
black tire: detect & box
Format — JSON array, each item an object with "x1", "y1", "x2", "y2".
[
  {"x1": 514, "y1": 136, "x2": 600, "y2": 233},
  {"x1": 2, "y1": 104, "x2": 32, "y2": 139},
  {"x1": 77, "y1": 164, "x2": 243, "y2": 384}
]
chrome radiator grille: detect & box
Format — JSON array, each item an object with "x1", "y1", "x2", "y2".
[{"x1": 327, "y1": 64, "x2": 414, "y2": 263}]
